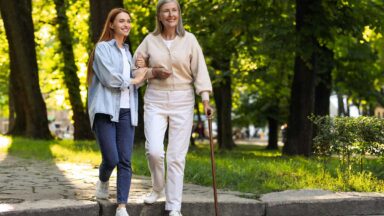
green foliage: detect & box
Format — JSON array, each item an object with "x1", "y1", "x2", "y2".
[
  {"x1": 124, "y1": 0, "x2": 156, "y2": 50},
  {"x1": 32, "y1": 0, "x2": 68, "y2": 110},
  {"x1": 66, "y1": 0, "x2": 91, "y2": 103},
  {"x1": 326, "y1": 0, "x2": 384, "y2": 110},
  {"x1": 312, "y1": 116, "x2": 384, "y2": 156},
  {"x1": 0, "y1": 17, "x2": 9, "y2": 117},
  {"x1": 231, "y1": 0, "x2": 294, "y2": 127},
  {"x1": 311, "y1": 115, "x2": 384, "y2": 187}
]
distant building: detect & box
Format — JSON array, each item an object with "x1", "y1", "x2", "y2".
[
  {"x1": 329, "y1": 94, "x2": 360, "y2": 117},
  {"x1": 0, "y1": 118, "x2": 8, "y2": 134},
  {"x1": 47, "y1": 110, "x2": 74, "y2": 139},
  {"x1": 374, "y1": 106, "x2": 384, "y2": 118},
  {"x1": 0, "y1": 110, "x2": 73, "y2": 139}
]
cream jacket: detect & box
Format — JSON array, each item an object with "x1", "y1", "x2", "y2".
[{"x1": 134, "y1": 32, "x2": 212, "y2": 95}]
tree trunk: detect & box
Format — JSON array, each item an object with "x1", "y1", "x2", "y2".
[
  {"x1": 266, "y1": 117, "x2": 278, "y2": 150},
  {"x1": 368, "y1": 103, "x2": 375, "y2": 116},
  {"x1": 283, "y1": 55, "x2": 316, "y2": 156},
  {"x1": 313, "y1": 45, "x2": 333, "y2": 141},
  {"x1": 7, "y1": 70, "x2": 26, "y2": 135},
  {"x1": 213, "y1": 74, "x2": 235, "y2": 150},
  {"x1": 337, "y1": 94, "x2": 345, "y2": 116},
  {"x1": 135, "y1": 89, "x2": 146, "y2": 144},
  {"x1": 54, "y1": 0, "x2": 94, "y2": 140},
  {"x1": 7, "y1": 82, "x2": 15, "y2": 134},
  {"x1": 195, "y1": 99, "x2": 202, "y2": 124},
  {"x1": 189, "y1": 99, "x2": 201, "y2": 146},
  {"x1": 346, "y1": 96, "x2": 350, "y2": 116},
  {"x1": 0, "y1": 0, "x2": 52, "y2": 139},
  {"x1": 89, "y1": 0, "x2": 124, "y2": 44},
  {"x1": 283, "y1": 0, "x2": 319, "y2": 156},
  {"x1": 314, "y1": 46, "x2": 333, "y2": 116}
]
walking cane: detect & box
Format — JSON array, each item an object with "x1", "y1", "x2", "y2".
[{"x1": 208, "y1": 114, "x2": 219, "y2": 216}]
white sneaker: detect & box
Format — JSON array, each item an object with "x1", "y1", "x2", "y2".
[
  {"x1": 95, "y1": 180, "x2": 109, "y2": 199},
  {"x1": 169, "y1": 210, "x2": 182, "y2": 216},
  {"x1": 115, "y1": 207, "x2": 129, "y2": 216},
  {"x1": 143, "y1": 189, "x2": 165, "y2": 204}
]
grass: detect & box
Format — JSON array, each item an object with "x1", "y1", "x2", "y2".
[{"x1": 1, "y1": 135, "x2": 383, "y2": 196}]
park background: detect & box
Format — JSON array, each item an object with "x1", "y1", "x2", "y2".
[{"x1": 0, "y1": 0, "x2": 384, "y2": 195}]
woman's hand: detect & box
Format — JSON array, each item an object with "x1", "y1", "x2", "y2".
[
  {"x1": 202, "y1": 100, "x2": 214, "y2": 118},
  {"x1": 135, "y1": 53, "x2": 146, "y2": 68},
  {"x1": 152, "y1": 67, "x2": 172, "y2": 79},
  {"x1": 131, "y1": 67, "x2": 147, "y2": 85}
]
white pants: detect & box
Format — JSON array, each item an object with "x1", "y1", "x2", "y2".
[{"x1": 144, "y1": 88, "x2": 195, "y2": 211}]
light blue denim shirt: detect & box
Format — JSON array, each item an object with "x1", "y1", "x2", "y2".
[{"x1": 88, "y1": 39, "x2": 139, "y2": 129}]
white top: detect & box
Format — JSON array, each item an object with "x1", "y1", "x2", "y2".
[
  {"x1": 162, "y1": 38, "x2": 175, "y2": 49},
  {"x1": 120, "y1": 47, "x2": 130, "y2": 108}
]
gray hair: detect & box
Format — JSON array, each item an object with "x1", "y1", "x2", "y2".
[{"x1": 153, "y1": 0, "x2": 185, "y2": 37}]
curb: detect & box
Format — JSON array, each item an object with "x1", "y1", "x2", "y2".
[
  {"x1": 0, "y1": 199, "x2": 98, "y2": 216},
  {"x1": 98, "y1": 199, "x2": 264, "y2": 216},
  {"x1": 1, "y1": 195, "x2": 384, "y2": 216},
  {"x1": 265, "y1": 197, "x2": 384, "y2": 216}
]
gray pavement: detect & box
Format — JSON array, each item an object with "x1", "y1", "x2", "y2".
[{"x1": 0, "y1": 153, "x2": 383, "y2": 216}]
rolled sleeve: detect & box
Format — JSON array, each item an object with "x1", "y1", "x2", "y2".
[
  {"x1": 133, "y1": 38, "x2": 155, "y2": 81},
  {"x1": 201, "y1": 91, "x2": 210, "y2": 101}
]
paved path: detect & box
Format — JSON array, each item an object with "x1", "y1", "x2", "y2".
[
  {"x1": 0, "y1": 153, "x2": 259, "y2": 216},
  {"x1": 0, "y1": 153, "x2": 383, "y2": 216}
]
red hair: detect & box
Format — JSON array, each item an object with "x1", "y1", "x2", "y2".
[{"x1": 87, "y1": 8, "x2": 131, "y2": 85}]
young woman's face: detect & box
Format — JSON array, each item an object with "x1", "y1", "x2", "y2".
[
  {"x1": 159, "y1": 2, "x2": 179, "y2": 30},
  {"x1": 110, "y1": 12, "x2": 131, "y2": 37}
]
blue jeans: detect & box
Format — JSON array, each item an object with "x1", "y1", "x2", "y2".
[{"x1": 93, "y1": 109, "x2": 135, "y2": 204}]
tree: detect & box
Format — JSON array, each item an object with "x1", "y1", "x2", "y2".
[
  {"x1": 314, "y1": 46, "x2": 334, "y2": 117},
  {"x1": 89, "y1": 0, "x2": 124, "y2": 44},
  {"x1": 8, "y1": 65, "x2": 26, "y2": 135},
  {"x1": 284, "y1": 0, "x2": 384, "y2": 155},
  {"x1": 316, "y1": 0, "x2": 384, "y2": 119},
  {"x1": 0, "y1": 0, "x2": 52, "y2": 139},
  {"x1": 184, "y1": 0, "x2": 246, "y2": 149},
  {"x1": 54, "y1": 0, "x2": 94, "y2": 140},
  {"x1": 124, "y1": 0, "x2": 157, "y2": 143},
  {"x1": 0, "y1": 18, "x2": 9, "y2": 129},
  {"x1": 283, "y1": 0, "x2": 319, "y2": 156},
  {"x1": 249, "y1": 0, "x2": 294, "y2": 150}
]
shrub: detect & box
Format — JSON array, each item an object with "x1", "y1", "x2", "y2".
[{"x1": 310, "y1": 115, "x2": 384, "y2": 185}]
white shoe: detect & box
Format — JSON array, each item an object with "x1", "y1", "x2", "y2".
[
  {"x1": 169, "y1": 210, "x2": 182, "y2": 216},
  {"x1": 143, "y1": 189, "x2": 165, "y2": 204},
  {"x1": 95, "y1": 180, "x2": 109, "y2": 199},
  {"x1": 115, "y1": 207, "x2": 129, "y2": 216}
]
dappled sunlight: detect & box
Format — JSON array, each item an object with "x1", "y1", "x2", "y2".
[
  {"x1": 0, "y1": 204, "x2": 14, "y2": 212},
  {"x1": 49, "y1": 143, "x2": 101, "y2": 165},
  {"x1": 0, "y1": 136, "x2": 12, "y2": 157},
  {"x1": 56, "y1": 162, "x2": 97, "y2": 180},
  {"x1": 0, "y1": 135, "x2": 12, "y2": 148}
]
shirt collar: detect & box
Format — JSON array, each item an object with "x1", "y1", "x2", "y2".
[{"x1": 107, "y1": 39, "x2": 129, "y2": 50}]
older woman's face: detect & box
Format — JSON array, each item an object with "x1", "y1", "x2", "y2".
[{"x1": 159, "y1": 2, "x2": 179, "y2": 30}]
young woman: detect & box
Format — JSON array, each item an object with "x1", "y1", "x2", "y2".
[
  {"x1": 87, "y1": 8, "x2": 147, "y2": 216},
  {"x1": 134, "y1": 1, "x2": 214, "y2": 215}
]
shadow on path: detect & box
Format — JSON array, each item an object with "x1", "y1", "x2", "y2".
[{"x1": 0, "y1": 137, "x2": 97, "y2": 210}]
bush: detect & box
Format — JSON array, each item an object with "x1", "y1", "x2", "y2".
[{"x1": 310, "y1": 115, "x2": 384, "y2": 186}]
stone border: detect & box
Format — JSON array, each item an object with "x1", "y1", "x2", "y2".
[{"x1": 1, "y1": 195, "x2": 384, "y2": 216}]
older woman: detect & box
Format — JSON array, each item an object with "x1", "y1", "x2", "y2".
[{"x1": 134, "y1": 0, "x2": 213, "y2": 215}]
